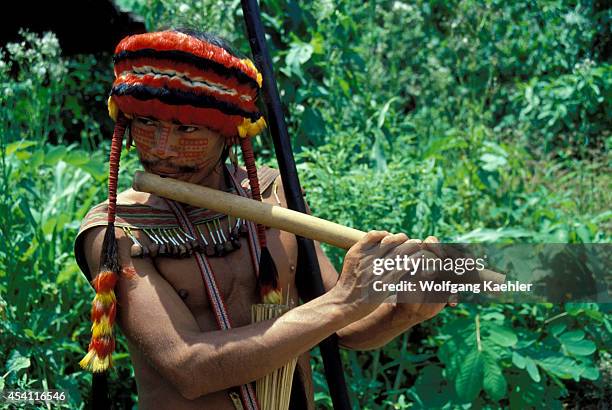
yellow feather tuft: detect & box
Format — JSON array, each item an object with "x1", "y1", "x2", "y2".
[
  {"x1": 94, "y1": 290, "x2": 116, "y2": 307},
  {"x1": 91, "y1": 316, "x2": 113, "y2": 339},
  {"x1": 107, "y1": 96, "x2": 119, "y2": 122},
  {"x1": 79, "y1": 350, "x2": 96, "y2": 370},
  {"x1": 241, "y1": 58, "x2": 263, "y2": 87},
  {"x1": 237, "y1": 118, "x2": 249, "y2": 138},
  {"x1": 92, "y1": 355, "x2": 112, "y2": 372},
  {"x1": 79, "y1": 350, "x2": 112, "y2": 373},
  {"x1": 237, "y1": 117, "x2": 267, "y2": 139}
]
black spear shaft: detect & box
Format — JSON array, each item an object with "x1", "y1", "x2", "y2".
[{"x1": 240, "y1": 1, "x2": 352, "y2": 409}]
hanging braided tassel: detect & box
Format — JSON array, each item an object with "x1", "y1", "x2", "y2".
[
  {"x1": 80, "y1": 112, "x2": 128, "y2": 372},
  {"x1": 239, "y1": 135, "x2": 282, "y2": 304}
]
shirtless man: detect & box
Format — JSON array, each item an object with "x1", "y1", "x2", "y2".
[{"x1": 74, "y1": 29, "x2": 448, "y2": 409}]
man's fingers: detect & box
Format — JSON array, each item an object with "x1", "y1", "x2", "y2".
[
  {"x1": 423, "y1": 235, "x2": 447, "y2": 259},
  {"x1": 382, "y1": 246, "x2": 442, "y2": 283},
  {"x1": 380, "y1": 233, "x2": 409, "y2": 246},
  {"x1": 354, "y1": 230, "x2": 390, "y2": 252}
]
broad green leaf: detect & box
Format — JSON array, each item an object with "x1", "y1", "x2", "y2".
[
  {"x1": 64, "y1": 150, "x2": 90, "y2": 166},
  {"x1": 29, "y1": 149, "x2": 44, "y2": 168},
  {"x1": 455, "y1": 349, "x2": 483, "y2": 402},
  {"x1": 580, "y1": 365, "x2": 600, "y2": 380},
  {"x1": 15, "y1": 150, "x2": 32, "y2": 160},
  {"x1": 562, "y1": 339, "x2": 596, "y2": 356},
  {"x1": 42, "y1": 217, "x2": 57, "y2": 236},
  {"x1": 487, "y1": 323, "x2": 518, "y2": 347},
  {"x1": 5, "y1": 140, "x2": 36, "y2": 156},
  {"x1": 558, "y1": 330, "x2": 585, "y2": 342},
  {"x1": 301, "y1": 107, "x2": 326, "y2": 143},
  {"x1": 565, "y1": 303, "x2": 599, "y2": 316},
  {"x1": 285, "y1": 41, "x2": 313, "y2": 74},
  {"x1": 0, "y1": 377, "x2": 4, "y2": 392},
  {"x1": 483, "y1": 352, "x2": 507, "y2": 401},
  {"x1": 79, "y1": 161, "x2": 106, "y2": 182},
  {"x1": 481, "y1": 312, "x2": 505, "y2": 321},
  {"x1": 512, "y1": 351, "x2": 526, "y2": 369},
  {"x1": 111, "y1": 353, "x2": 130, "y2": 362},
  {"x1": 525, "y1": 357, "x2": 541, "y2": 382},
  {"x1": 338, "y1": 78, "x2": 350, "y2": 96},
  {"x1": 508, "y1": 372, "x2": 545, "y2": 409},
  {"x1": 45, "y1": 145, "x2": 67, "y2": 165},
  {"x1": 536, "y1": 355, "x2": 577, "y2": 379},
  {"x1": 548, "y1": 322, "x2": 567, "y2": 336}
]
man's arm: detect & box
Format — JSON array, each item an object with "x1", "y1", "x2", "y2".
[
  {"x1": 83, "y1": 226, "x2": 405, "y2": 400},
  {"x1": 268, "y1": 177, "x2": 446, "y2": 350}
]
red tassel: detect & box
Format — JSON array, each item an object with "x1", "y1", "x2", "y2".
[
  {"x1": 93, "y1": 270, "x2": 118, "y2": 293},
  {"x1": 80, "y1": 114, "x2": 127, "y2": 373}
]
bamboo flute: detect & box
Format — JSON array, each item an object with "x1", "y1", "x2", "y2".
[{"x1": 133, "y1": 171, "x2": 505, "y2": 285}]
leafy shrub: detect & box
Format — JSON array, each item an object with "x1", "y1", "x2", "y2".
[{"x1": 0, "y1": 31, "x2": 138, "y2": 409}]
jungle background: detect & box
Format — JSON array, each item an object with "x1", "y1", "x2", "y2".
[{"x1": 1, "y1": 0, "x2": 610, "y2": 408}]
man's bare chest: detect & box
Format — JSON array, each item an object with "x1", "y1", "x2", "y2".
[{"x1": 151, "y1": 228, "x2": 299, "y2": 330}]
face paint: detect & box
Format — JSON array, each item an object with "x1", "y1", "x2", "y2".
[
  {"x1": 131, "y1": 117, "x2": 224, "y2": 177},
  {"x1": 179, "y1": 137, "x2": 209, "y2": 160},
  {"x1": 153, "y1": 124, "x2": 172, "y2": 155},
  {"x1": 131, "y1": 124, "x2": 155, "y2": 150}
]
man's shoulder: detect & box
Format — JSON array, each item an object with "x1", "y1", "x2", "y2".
[
  {"x1": 75, "y1": 188, "x2": 170, "y2": 281},
  {"x1": 229, "y1": 164, "x2": 280, "y2": 195},
  {"x1": 88, "y1": 188, "x2": 169, "y2": 211}
]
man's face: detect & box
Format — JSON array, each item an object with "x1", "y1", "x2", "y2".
[{"x1": 130, "y1": 116, "x2": 225, "y2": 181}]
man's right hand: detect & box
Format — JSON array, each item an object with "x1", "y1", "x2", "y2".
[{"x1": 330, "y1": 231, "x2": 442, "y2": 321}]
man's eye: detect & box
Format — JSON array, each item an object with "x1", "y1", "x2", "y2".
[
  {"x1": 178, "y1": 125, "x2": 199, "y2": 133},
  {"x1": 136, "y1": 117, "x2": 157, "y2": 126}
]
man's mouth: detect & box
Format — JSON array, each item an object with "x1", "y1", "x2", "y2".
[{"x1": 142, "y1": 160, "x2": 199, "y2": 174}]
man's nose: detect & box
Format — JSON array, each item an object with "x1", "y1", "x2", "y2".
[{"x1": 150, "y1": 125, "x2": 179, "y2": 159}]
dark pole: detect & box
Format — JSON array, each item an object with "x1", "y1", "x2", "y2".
[{"x1": 240, "y1": 1, "x2": 352, "y2": 409}]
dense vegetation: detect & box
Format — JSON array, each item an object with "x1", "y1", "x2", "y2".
[{"x1": 1, "y1": 1, "x2": 610, "y2": 408}]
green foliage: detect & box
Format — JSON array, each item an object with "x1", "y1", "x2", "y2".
[
  {"x1": 0, "y1": 31, "x2": 138, "y2": 409},
  {"x1": 2, "y1": 0, "x2": 611, "y2": 409}
]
